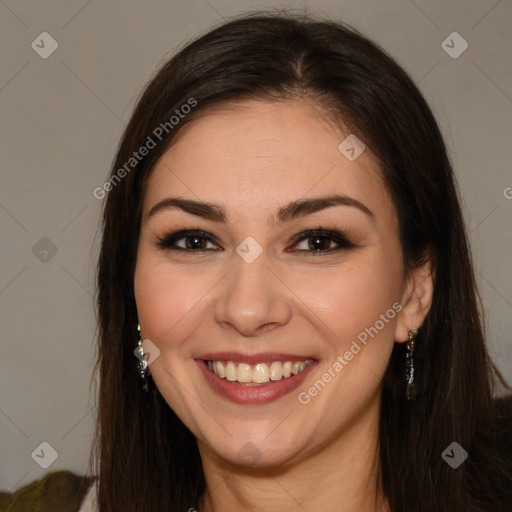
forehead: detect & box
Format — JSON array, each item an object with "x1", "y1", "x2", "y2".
[{"x1": 143, "y1": 98, "x2": 393, "y2": 223}]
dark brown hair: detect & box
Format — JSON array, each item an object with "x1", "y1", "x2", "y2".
[{"x1": 91, "y1": 10, "x2": 511, "y2": 511}]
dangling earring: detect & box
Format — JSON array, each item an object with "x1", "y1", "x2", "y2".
[
  {"x1": 405, "y1": 328, "x2": 418, "y2": 400},
  {"x1": 135, "y1": 324, "x2": 151, "y2": 392}
]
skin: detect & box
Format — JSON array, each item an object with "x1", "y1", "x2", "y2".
[{"x1": 134, "y1": 98, "x2": 433, "y2": 512}]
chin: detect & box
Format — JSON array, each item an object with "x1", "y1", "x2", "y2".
[{"x1": 203, "y1": 429, "x2": 312, "y2": 470}]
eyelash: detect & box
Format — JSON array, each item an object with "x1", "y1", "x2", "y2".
[{"x1": 155, "y1": 227, "x2": 357, "y2": 255}]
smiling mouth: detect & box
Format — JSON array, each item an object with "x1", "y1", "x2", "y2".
[{"x1": 204, "y1": 359, "x2": 315, "y2": 386}]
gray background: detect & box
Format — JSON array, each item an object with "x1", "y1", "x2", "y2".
[{"x1": 1, "y1": 0, "x2": 511, "y2": 492}]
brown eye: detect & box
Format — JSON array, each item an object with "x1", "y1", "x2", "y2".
[
  {"x1": 156, "y1": 230, "x2": 220, "y2": 251},
  {"x1": 303, "y1": 235, "x2": 333, "y2": 251},
  {"x1": 183, "y1": 234, "x2": 209, "y2": 249},
  {"x1": 290, "y1": 229, "x2": 357, "y2": 254},
  {"x1": 155, "y1": 228, "x2": 357, "y2": 255}
]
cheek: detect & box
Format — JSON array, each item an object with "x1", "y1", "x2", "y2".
[
  {"x1": 293, "y1": 259, "x2": 401, "y2": 416},
  {"x1": 134, "y1": 253, "x2": 212, "y2": 349},
  {"x1": 296, "y1": 253, "x2": 402, "y2": 344}
]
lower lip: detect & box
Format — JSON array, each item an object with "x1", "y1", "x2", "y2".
[{"x1": 196, "y1": 359, "x2": 317, "y2": 405}]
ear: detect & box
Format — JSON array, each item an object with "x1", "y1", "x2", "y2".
[{"x1": 394, "y1": 252, "x2": 434, "y2": 343}]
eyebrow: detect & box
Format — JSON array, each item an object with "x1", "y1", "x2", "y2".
[{"x1": 145, "y1": 194, "x2": 374, "y2": 226}]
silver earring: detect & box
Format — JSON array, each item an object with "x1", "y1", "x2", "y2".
[
  {"x1": 136, "y1": 324, "x2": 151, "y2": 392},
  {"x1": 405, "y1": 329, "x2": 418, "y2": 400}
]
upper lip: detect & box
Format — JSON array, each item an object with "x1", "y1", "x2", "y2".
[{"x1": 196, "y1": 352, "x2": 317, "y2": 364}]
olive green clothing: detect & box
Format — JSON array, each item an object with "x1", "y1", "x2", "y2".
[{"x1": 0, "y1": 470, "x2": 95, "y2": 512}]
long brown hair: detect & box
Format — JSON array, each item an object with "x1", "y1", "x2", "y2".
[{"x1": 91, "y1": 11, "x2": 511, "y2": 511}]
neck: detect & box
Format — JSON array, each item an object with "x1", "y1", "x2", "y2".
[{"x1": 198, "y1": 395, "x2": 389, "y2": 512}]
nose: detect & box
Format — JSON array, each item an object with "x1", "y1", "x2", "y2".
[{"x1": 213, "y1": 254, "x2": 292, "y2": 337}]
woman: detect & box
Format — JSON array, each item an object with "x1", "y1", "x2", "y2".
[{"x1": 26, "y1": 10, "x2": 510, "y2": 512}]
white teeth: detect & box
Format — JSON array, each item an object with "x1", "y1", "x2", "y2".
[
  {"x1": 253, "y1": 363, "x2": 270, "y2": 383},
  {"x1": 269, "y1": 361, "x2": 282, "y2": 381},
  {"x1": 226, "y1": 361, "x2": 237, "y2": 382},
  {"x1": 208, "y1": 359, "x2": 313, "y2": 384},
  {"x1": 216, "y1": 361, "x2": 225, "y2": 378},
  {"x1": 237, "y1": 363, "x2": 253, "y2": 383}
]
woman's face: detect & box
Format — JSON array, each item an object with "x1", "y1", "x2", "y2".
[{"x1": 134, "y1": 98, "x2": 411, "y2": 468}]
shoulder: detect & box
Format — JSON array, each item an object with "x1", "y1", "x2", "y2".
[{"x1": 0, "y1": 470, "x2": 96, "y2": 512}]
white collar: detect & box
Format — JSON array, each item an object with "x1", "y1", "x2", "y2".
[{"x1": 78, "y1": 479, "x2": 97, "y2": 512}]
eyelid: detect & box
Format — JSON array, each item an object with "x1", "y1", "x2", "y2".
[
  {"x1": 155, "y1": 229, "x2": 220, "y2": 251},
  {"x1": 288, "y1": 229, "x2": 357, "y2": 250},
  {"x1": 155, "y1": 226, "x2": 358, "y2": 254}
]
